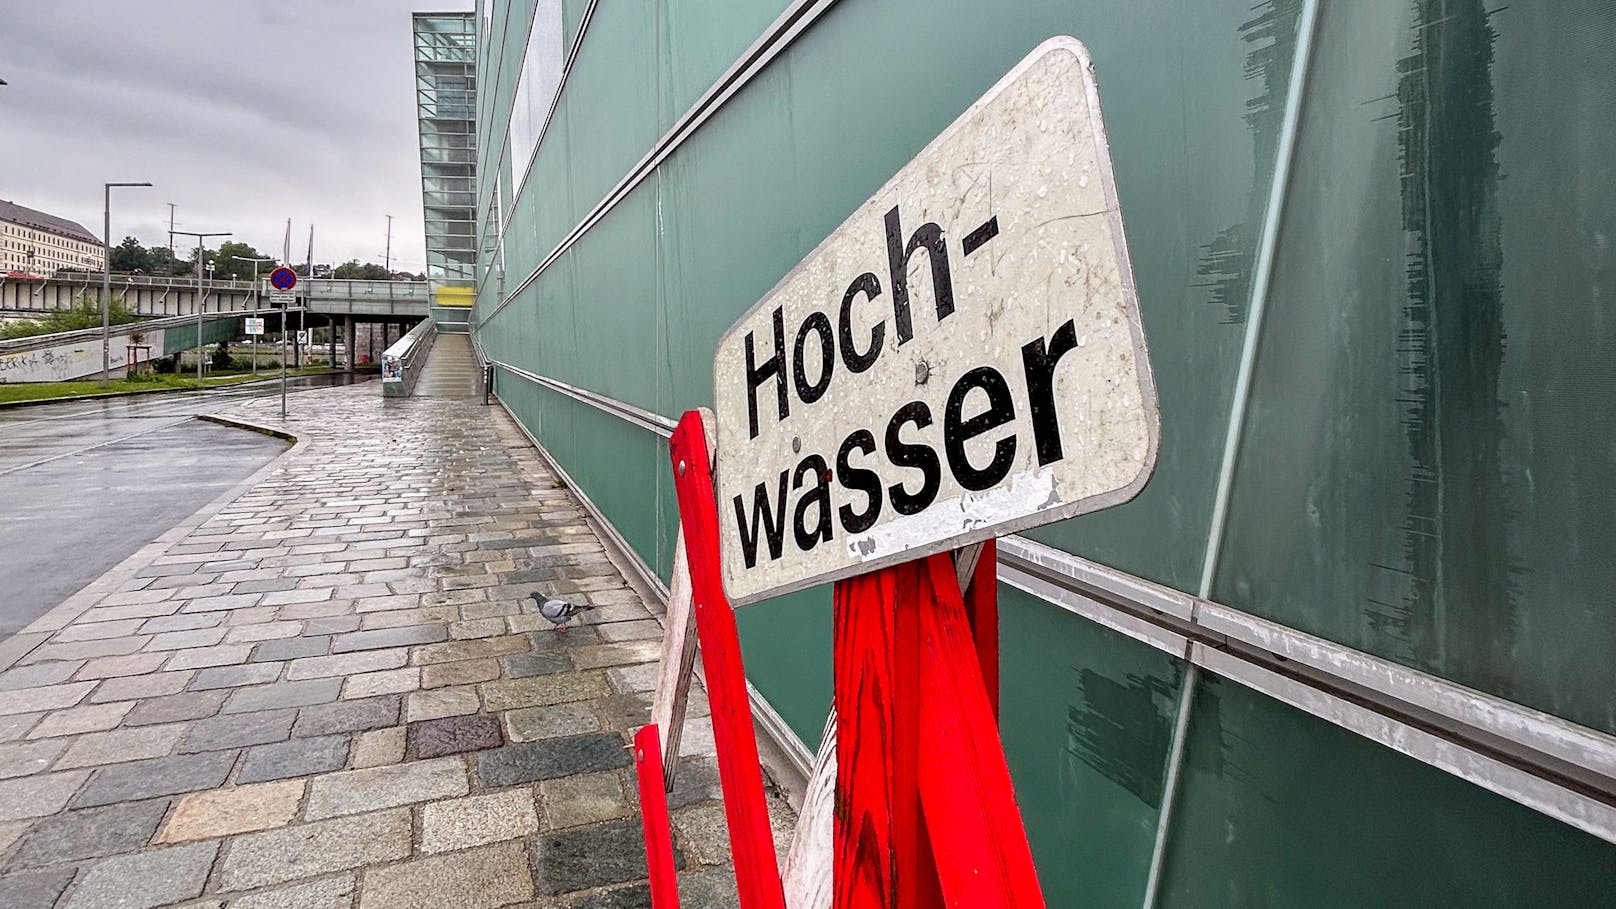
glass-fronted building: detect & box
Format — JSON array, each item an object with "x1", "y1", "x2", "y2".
[
  {"x1": 412, "y1": 12, "x2": 477, "y2": 326},
  {"x1": 468, "y1": 1, "x2": 1616, "y2": 903}
]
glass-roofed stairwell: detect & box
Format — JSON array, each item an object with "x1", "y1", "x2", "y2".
[{"x1": 413, "y1": 12, "x2": 477, "y2": 332}]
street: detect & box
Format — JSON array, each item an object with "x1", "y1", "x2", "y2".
[{"x1": 0, "y1": 375, "x2": 369, "y2": 635}]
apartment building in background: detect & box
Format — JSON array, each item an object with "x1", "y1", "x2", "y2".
[{"x1": 0, "y1": 198, "x2": 103, "y2": 274}]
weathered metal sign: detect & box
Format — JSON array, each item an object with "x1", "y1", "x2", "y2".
[{"x1": 712, "y1": 37, "x2": 1159, "y2": 605}]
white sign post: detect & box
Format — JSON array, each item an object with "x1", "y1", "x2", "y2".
[
  {"x1": 711, "y1": 37, "x2": 1159, "y2": 605},
  {"x1": 244, "y1": 317, "x2": 265, "y2": 336}
]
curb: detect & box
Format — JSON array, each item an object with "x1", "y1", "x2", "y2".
[
  {"x1": 0, "y1": 412, "x2": 309, "y2": 671},
  {"x1": 0, "y1": 372, "x2": 345, "y2": 411}
]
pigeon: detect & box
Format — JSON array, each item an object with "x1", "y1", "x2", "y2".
[{"x1": 529, "y1": 591, "x2": 593, "y2": 633}]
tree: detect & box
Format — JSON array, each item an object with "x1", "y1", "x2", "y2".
[
  {"x1": 109, "y1": 236, "x2": 152, "y2": 274},
  {"x1": 331, "y1": 260, "x2": 393, "y2": 280},
  {"x1": 213, "y1": 241, "x2": 272, "y2": 281}
]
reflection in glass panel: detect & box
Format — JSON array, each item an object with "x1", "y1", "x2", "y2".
[
  {"x1": 1215, "y1": 1, "x2": 1616, "y2": 734},
  {"x1": 508, "y1": 0, "x2": 564, "y2": 190},
  {"x1": 1159, "y1": 675, "x2": 1616, "y2": 906}
]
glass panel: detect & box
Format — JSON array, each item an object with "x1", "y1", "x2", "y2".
[
  {"x1": 658, "y1": 0, "x2": 792, "y2": 133},
  {"x1": 1215, "y1": 1, "x2": 1616, "y2": 734},
  {"x1": 999, "y1": 585, "x2": 1183, "y2": 908},
  {"x1": 560, "y1": 0, "x2": 655, "y2": 224},
  {"x1": 1159, "y1": 674, "x2": 1616, "y2": 906}
]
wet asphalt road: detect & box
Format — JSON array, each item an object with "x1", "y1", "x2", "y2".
[{"x1": 0, "y1": 374, "x2": 372, "y2": 636}]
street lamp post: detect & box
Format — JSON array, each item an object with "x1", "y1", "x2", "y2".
[
  {"x1": 102, "y1": 181, "x2": 152, "y2": 383},
  {"x1": 231, "y1": 255, "x2": 275, "y2": 376},
  {"x1": 173, "y1": 230, "x2": 230, "y2": 381}
]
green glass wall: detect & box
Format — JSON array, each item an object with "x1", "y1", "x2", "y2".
[{"x1": 473, "y1": 0, "x2": 1616, "y2": 900}]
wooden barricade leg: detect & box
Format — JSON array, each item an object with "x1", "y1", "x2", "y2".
[
  {"x1": 831, "y1": 562, "x2": 944, "y2": 909},
  {"x1": 915, "y1": 552, "x2": 1045, "y2": 906},
  {"x1": 634, "y1": 724, "x2": 682, "y2": 907},
  {"x1": 668, "y1": 412, "x2": 787, "y2": 909}
]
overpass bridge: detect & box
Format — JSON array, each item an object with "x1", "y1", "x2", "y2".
[
  {"x1": 0, "y1": 273, "x2": 474, "y2": 383},
  {"x1": 0, "y1": 273, "x2": 439, "y2": 321}
]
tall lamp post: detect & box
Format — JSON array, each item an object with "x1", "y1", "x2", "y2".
[
  {"x1": 231, "y1": 255, "x2": 275, "y2": 375},
  {"x1": 173, "y1": 229, "x2": 230, "y2": 381},
  {"x1": 102, "y1": 181, "x2": 152, "y2": 383}
]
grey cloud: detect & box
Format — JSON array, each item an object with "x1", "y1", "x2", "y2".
[{"x1": 0, "y1": 0, "x2": 471, "y2": 272}]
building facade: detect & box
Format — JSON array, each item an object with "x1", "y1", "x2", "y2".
[
  {"x1": 0, "y1": 199, "x2": 102, "y2": 274},
  {"x1": 468, "y1": 2, "x2": 1616, "y2": 903},
  {"x1": 412, "y1": 12, "x2": 478, "y2": 329}
]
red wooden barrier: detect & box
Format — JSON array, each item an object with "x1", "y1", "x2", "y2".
[
  {"x1": 668, "y1": 412, "x2": 787, "y2": 909},
  {"x1": 633, "y1": 724, "x2": 682, "y2": 907}
]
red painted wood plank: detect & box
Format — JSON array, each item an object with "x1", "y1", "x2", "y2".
[
  {"x1": 914, "y1": 553, "x2": 1046, "y2": 908},
  {"x1": 668, "y1": 411, "x2": 787, "y2": 909},
  {"x1": 832, "y1": 562, "x2": 943, "y2": 909},
  {"x1": 634, "y1": 724, "x2": 683, "y2": 908}
]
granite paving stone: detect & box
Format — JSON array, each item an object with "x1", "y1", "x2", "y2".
[
  {"x1": 144, "y1": 628, "x2": 230, "y2": 651},
  {"x1": 405, "y1": 686, "x2": 480, "y2": 722},
  {"x1": 87, "y1": 671, "x2": 189, "y2": 702},
  {"x1": 71, "y1": 751, "x2": 236, "y2": 807},
  {"x1": 502, "y1": 702, "x2": 601, "y2": 743},
  {"x1": 165, "y1": 643, "x2": 253, "y2": 670},
  {"x1": 26, "y1": 701, "x2": 134, "y2": 739},
  {"x1": 55, "y1": 724, "x2": 185, "y2": 770},
  {"x1": 0, "y1": 661, "x2": 85, "y2": 692},
  {"x1": 293, "y1": 695, "x2": 400, "y2": 737},
  {"x1": 179, "y1": 708, "x2": 297, "y2": 752},
  {"x1": 359, "y1": 841, "x2": 534, "y2": 909},
  {"x1": 0, "y1": 868, "x2": 76, "y2": 908},
  {"x1": 286, "y1": 649, "x2": 407, "y2": 681},
  {"x1": 139, "y1": 613, "x2": 226, "y2": 635},
  {"x1": 0, "y1": 770, "x2": 89, "y2": 820},
  {"x1": 223, "y1": 679, "x2": 342, "y2": 714},
  {"x1": 5, "y1": 799, "x2": 171, "y2": 869},
  {"x1": 502, "y1": 651, "x2": 573, "y2": 678},
  {"x1": 27, "y1": 637, "x2": 149, "y2": 663},
  {"x1": 250, "y1": 635, "x2": 332, "y2": 662},
  {"x1": 237, "y1": 734, "x2": 351, "y2": 783},
  {"x1": 405, "y1": 713, "x2": 502, "y2": 759},
  {"x1": 330, "y1": 626, "x2": 448, "y2": 653},
  {"x1": 124, "y1": 691, "x2": 229, "y2": 726},
  {"x1": 156, "y1": 779, "x2": 304, "y2": 842},
  {"x1": 301, "y1": 615, "x2": 363, "y2": 635},
  {"x1": 532, "y1": 817, "x2": 659, "y2": 896},
  {"x1": 349, "y1": 727, "x2": 405, "y2": 769},
  {"x1": 419, "y1": 658, "x2": 501, "y2": 688},
  {"x1": 540, "y1": 770, "x2": 631, "y2": 830},
  {"x1": 0, "y1": 738, "x2": 67, "y2": 778},
  {"x1": 569, "y1": 641, "x2": 662, "y2": 671},
  {"x1": 304, "y1": 756, "x2": 468, "y2": 819},
  {"x1": 475, "y1": 733, "x2": 631, "y2": 787},
  {"x1": 412, "y1": 636, "x2": 528, "y2": 665},
  {"x1": 418, "y1": 789, "x2": 538, "y2": 853},
  {"x1": 63, "y1": 841, "x2": 217, "y2": 909},
  {"x1": 224, "y1": 621, "x2": 303, "y2": 644},
  {"x1": 481, "y1": 672, "x2": 610, "y2": 711},
  {"x1": 190, "y1": 663, "x2": 285, "y2": 690},
  {"x1": 0, "y1": 713, "x2": 40, "y2": 743},
  {"x1": 225, "y1": 875, "x2": 357, "y2": 909},
  {"x1": 53, "y1": 618, "x2": 146, "y2": 642},
  {"x1": 76, "y1": 651, "x2": 171, "y2": 680},
  {"x1": 342, "y1": 667, "x2": 419, "y2": 699},
  {"x1": 670, "y1": 803, "x2": 733, "y2": 866}
]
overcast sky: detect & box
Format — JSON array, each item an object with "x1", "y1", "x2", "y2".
[{"x1": 0, "y1": 0, "x2": 470, "y2": 272}]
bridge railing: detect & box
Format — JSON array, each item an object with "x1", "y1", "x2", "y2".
[
  {"x1": 0, "y1": 311, "x2": 240, "y2": 356},
  {"x1": 381, "y1": 318, "x2": 437, "y2": 398}
]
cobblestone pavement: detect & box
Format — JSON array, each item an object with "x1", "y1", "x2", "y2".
[{"x1": 0, "y1": 385, "x2": 793, "y2": 908}]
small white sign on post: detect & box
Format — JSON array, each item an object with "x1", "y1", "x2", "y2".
[
  {"x1": 244, "y1": 317, "x2": 265, "y2": 336},
  {"x1": 269, "y1": 290, "x2": 296, "y2": 307},
  {"x1": 711, "y1": 37, "x2": 1159, "y2": 605},
  {"x1": 295, "y1": 330, "x2": 309, "y2": 347}
]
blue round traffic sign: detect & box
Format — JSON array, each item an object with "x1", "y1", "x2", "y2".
[{"x1": 269, "y1": 266, "x2": 298, "y2": 290}]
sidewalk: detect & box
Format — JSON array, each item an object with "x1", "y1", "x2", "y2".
[{"x1": 0, "y1": 384, "x2": 791, "y2": 908}]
